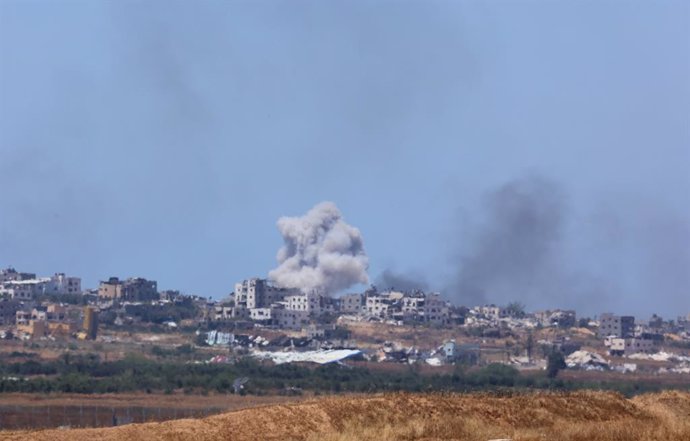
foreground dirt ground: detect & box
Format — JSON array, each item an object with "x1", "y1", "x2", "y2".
[
  {"x1": 0, "y1": 392, "x2": 307, "y2": 410},
  {"x1": 1, "y1": 391, "x2": 689, "y2": 441}
]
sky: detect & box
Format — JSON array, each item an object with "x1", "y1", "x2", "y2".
[{"x1": 1, "y1": 0, "x2": 688, "y2": 318}]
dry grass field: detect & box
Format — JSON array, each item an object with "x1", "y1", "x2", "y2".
[{"x1": 1, "y1": 391, "x2": 688, "y2": 441}]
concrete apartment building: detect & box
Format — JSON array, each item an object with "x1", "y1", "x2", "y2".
[
  {"x1": 220, "y1": 279, "x2": 344, "y2": 329},
  {"x1": 234, "y1": 278, "x2": 297, "y2": 309},
  {"x1": 401, "y1": 295, "x2": 425, "y2": 315},
  {"x1": 339, "y1": 293, "x2": 364, "y2": 314},
  {"x1": 284, "y1": 292, "x2": 336, "y2": 316},
  {"x1": 365, "y1": 294, "x2": 392, "y2": 317},
  {"x1": 365, "y1": 291, "x2": 404, "y2": 318},
  {"x1": 421, "y1": 293, "x2": 450, "y2": 325},
  {"x1": 0, "y1": 280, "x2": 38, "y2": 300},
  {"x1": 98, "y1": 277, "x2": 158, "y2": 302},
  {"x1": 272, "y1": 307, "x2": 309, "y2": 330},
  {"x1": 471, "y1": 305, "x2": 503, "y2": 320},
  {"x1": 598, "y1": 313, "x2": 635, "y2": 339},
  {"x1": 607, "y1": 337, "x2": 656, "y2": 356},
  {"x1": 49, "y1": 273, "x2": 81, "y2": 294},
  {"x1": 0, "y1": 273, "x2": 81, "y2": 300},
  {"x1": 0, "y1": 267, "x2": 36, "y2": 283},
  {"x1": 231, "y1": 278, "x2": 331, "y2": 327},
  {"x1": 361, "y1": 290, "x2": 450, "y2": 325}
]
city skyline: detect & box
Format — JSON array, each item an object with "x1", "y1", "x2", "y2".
[{"x1": 1, "y1": 1, "x2": 688, "y2": 317}]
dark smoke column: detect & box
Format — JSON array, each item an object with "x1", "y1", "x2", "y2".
[{"x1": 269, "y1": 202, "x2": 369, "y2": 294}]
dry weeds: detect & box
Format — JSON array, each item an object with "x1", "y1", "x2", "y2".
[{"x1": 1, "y1": 391, "x2": 688, "y2": 441}]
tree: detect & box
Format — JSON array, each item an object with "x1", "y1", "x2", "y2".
[
  {"x1": 195, "y1": 332, "x2": 209, "y2": 346},
  {"x1": 504, "y1": 302, "x2": 526, "y2": 318},
  {"x1": 526, "y1": 331, "x2": 534, "y2": 362},
  {"x1": 547, "y1": 351, "x2": 566, "y2": 378}
]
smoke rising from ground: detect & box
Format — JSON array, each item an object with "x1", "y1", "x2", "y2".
[
  {"x1": 376, "y1": 269, "x2": 429, "y2": 292},
  {"x1": 443, "y1": 174, "x2": 690, "y2": 316},
  {"x1": 447, "y1": 174, "x2": 567, "y2": 307},
  {"x1": 269, "y1": 202, "x2": 369, "y2": 294}
]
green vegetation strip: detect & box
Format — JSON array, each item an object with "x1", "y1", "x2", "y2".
[{"x1": 1, "y1": 353, "x2": 689, "y2": 397}]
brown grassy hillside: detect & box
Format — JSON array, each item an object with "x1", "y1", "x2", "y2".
[{"x1": 1, "y1": 391, "x2": 688, "y2": 441}]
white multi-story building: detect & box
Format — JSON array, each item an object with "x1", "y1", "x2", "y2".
[
  {"x1": 272, "y1": 307, "x2": 309, "y2": 330},
  {"x1": 0, "y1": 272, "x2": 81, "y2": 300},
  {"x1": 0, "y1": 279, "x2": 45, "y2": 300},
  {"x1": 49, "y1": 273, "x2": 81, "y2": 294},
  {"x1": 286, "y1": 294, "x2": 310, "y2": 311},
  {"x1": 471, "y1": 305, "x2": 502, "y2": 321},
  {"x1": 234, "y1": 278, "x2": 297, "y2": 309},
  {"x1": 365, "y1": 295, "x2": 391, "y2": 317},
  {"x1": 285, "y1": 292, "x2": 335, "y2": 317},
  {"x1": 249, "y1": 307, "x2": 273, "y2": 323}
]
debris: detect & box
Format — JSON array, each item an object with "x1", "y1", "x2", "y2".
[
  {"x1": 425, "y1": 357, "x2": 442, "y2": 366},
  {"x1": 250, "y1": 349, "x2": 361, "y2": 365},
  {"x1": 565, "y1": 350, "x2": 609, "y2": 370}
]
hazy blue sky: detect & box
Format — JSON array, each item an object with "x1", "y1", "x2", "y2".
[{"x1": 1, "y1": 0, "x2": 688, "y2": 317}]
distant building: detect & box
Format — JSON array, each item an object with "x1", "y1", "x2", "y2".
[
  {"x1": 272, "y1": 307, "x2": 309, "y2": 330},
  {"x1": 213, "y1": 305, "x2": 235, "y2": 321},
  {"x1": 246, "y1": 305, "x2": 310, "y2": 330},
  {"x1": 0, "y1": 267, "x2": 36, "y2": 283},
  {"x1": 285, "y1": 292, "x2": 335, "y2": 316},
  {"x1": 365, "y1": 294, "x2": 392, "y2": 317},
  {"x1": 648, "y1": 314, "x2": 663, "y2": 329},
  {"x1": 598, "y1": 313, "x2": 635, "y2": 339},
  {"x1": 422, "y1": 293, "x2": 450, "y2": 325},
  {"x1": 472, "y1": 305, "x2": 503, "y2": 321},
  {"x1": 0, "y1": 272, "x2": 81, "y2": 300},
  {"x1": 249, "y1": 307, "x2": 273, "y2": 323},
  {"x1": 15, "y1": 310, "x2": 30, "y2": 326},
  {"x1": 607, "y1": 337, "x2": 656, "y2": 356},
  {"x1": 49, "y1": 273, "x2": 81, "y2": 295},
  {"x1": 0, "y1": 280, "x2": 44, "y2": 300},
  {"x1": 234, "y1": 278, "x2": 297, "y2": 309},
  {"x1": 46, "y1": 304, "x2": 68, "y2": 321},
  {"x1": 340, "y1": 293, "x2": 364, "y2": 314},
  {"x1": 441, "y1": 340, "x2": 457, "y2": 361},
  {"x1": 401, "y1": 294, "x2": 425, "y2": 316},
  {"x1": 98, "y1": 277, "x2": 158, "y2": 302}
]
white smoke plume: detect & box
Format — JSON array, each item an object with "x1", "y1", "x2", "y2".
[{"x1": 268, "y1": 202, "x2": 369, "y2": 294}]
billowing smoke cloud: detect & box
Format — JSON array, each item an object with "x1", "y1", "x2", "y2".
[
  {"x1": 376, "y1": 269, "x2": 429, "y2": 292},
  {"x1": 269, "y1": 202, "x2": 369, "y2": 294},
  {"x1": 447, "y1": 174, "x2": 566, "y2": 306}
]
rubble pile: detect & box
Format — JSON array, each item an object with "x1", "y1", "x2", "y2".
[{"x1": 565, "y1": 350, "x2": 609, "y2": 371}]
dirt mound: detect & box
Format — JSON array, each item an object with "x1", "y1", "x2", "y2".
[
  {"x1": 2, "y1": 391, "x2": 689, "y2": 441},
  {"x1": 632, "y1": 390, "x2": 690, "y2": 426}
]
